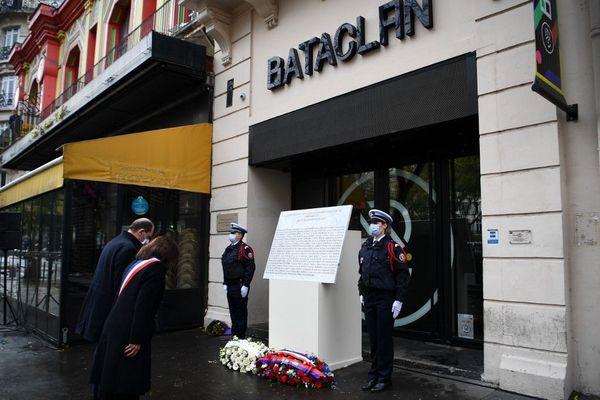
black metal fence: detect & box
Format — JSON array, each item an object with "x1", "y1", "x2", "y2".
[{"x1": 0, "y1": 100, "x2": 39, "y2": 150}]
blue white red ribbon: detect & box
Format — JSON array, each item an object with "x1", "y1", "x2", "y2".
[
  {"x1": 118, "y1": 257, "x2": 159, "y2": 297},
  {"x1": 258, "y1": 351, "x2": 327, "y2": 380}
]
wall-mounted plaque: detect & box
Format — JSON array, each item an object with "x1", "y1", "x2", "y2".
[
  {"x1": 217, "y1": 213, "x2": 239, "y2": 232},
  {"x1": 509, "y1": 230, "x2": 532, "y2": 244}
]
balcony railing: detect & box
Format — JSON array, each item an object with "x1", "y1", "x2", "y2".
[
  {"x1": 0, "y1": 46, "x2": 12, "y2": 61},
  {"x1": 39, "y1": 0, "x2": 189, "y2": 120},
  {"x1": 0, "y1": 0, "x2": 54, "y2": 12},
  {"x1": 0, "y1": 99, "x2": 39, "y2": 150}
]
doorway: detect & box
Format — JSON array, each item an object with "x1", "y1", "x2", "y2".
[
  {"x1": 331, "y1": 156, "x2": 482, "y2": 344},
  {"x1": 292, "y1": 124, "x2": 482, "y2": 346}
]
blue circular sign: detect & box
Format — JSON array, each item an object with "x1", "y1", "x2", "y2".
[{"x1": 131, "y1": 196, "x2": 149, "y2": 215}]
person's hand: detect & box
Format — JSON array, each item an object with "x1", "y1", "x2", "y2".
[
  {"x1": 360, "y1": 295, "x2": 364, "y2": 306},
  {"x1": 223, "y1": 284, "x2": 227, "y2": 294},
  {"x1": 241, "y1": 285, "x2": 249, "y2": 298},
  {"x1": 124, "y1": 344, "x2": 141, "y2": 357},
  {"x1": 392, "y1": 301, "x2": 402, "y2": 318}
]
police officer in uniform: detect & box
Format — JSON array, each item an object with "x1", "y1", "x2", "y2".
[
  {"x1": 222, "y1": 223, "x2": 256, "y2": 339},
  {"x1": 358, "y1": 209, "x2": 411, "y2": 392}
]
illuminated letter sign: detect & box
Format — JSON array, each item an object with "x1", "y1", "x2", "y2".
[{"x1": 267, "y1": 0, "x2": 433, "y2": 90}]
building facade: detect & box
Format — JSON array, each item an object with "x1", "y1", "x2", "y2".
[
  {"x1": 0, "y1": 0, "x2": 48, "y2": 185},
  {"x1": 1, "y1": 0, "x2": 599, "y2": 399},
  {"x1": 183, "y1": 0, "x2": 599, "y2": 399}
]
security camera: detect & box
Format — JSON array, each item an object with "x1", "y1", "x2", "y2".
[{"x1": 239, "y1": 93, "x2": 246, "y2": 101}]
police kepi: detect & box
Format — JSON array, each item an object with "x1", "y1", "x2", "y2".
[
  {"x1": 368, "y1": 209, "x2": 393, "y2": 224},
  {"x1": 221, "y1": 222, "x2": 255, "y2": 339},
  {"x1": 230, "y1": 222, "x2": 247, "y2": 235},
  {"x1": 358, "y1": 209, "x2": 412, "y2": 392}
]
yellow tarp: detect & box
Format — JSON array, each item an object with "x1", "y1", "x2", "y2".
[
  {"x1": 0, "y1": 162, "x2": 64, "y2": 208},
  {"x1": 63, "y1": 123, "x2": 212, "y2": 193}
]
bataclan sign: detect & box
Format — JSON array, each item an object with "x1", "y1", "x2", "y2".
[{"x1": 267, "y1": 0, "x2": 433, "y2": 90}]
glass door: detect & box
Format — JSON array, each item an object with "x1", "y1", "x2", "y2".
[
  {"x1": 449, "y1": 156, "x2": 483, "y2": 342},
  {"x1": 334, "y1": 164, "x2": 439, "y2": 338},
  {"x1": 387, "y1": 163, "x2": 438, "y2": 337}
]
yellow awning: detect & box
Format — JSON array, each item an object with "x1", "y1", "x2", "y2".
[
  {"x1": 63, "y1": 123, "x2": 212, "y2": 193},
  {"x1": 0, "y1": 161, "x2": 64, "y2": 208},
  {"x1": 0, "y1": 124, "x2": 211, "y2": 208}
]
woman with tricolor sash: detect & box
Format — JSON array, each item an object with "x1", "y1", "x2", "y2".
[{"x1": 90, "y1": 236, "x2": 179, "y2": 400}]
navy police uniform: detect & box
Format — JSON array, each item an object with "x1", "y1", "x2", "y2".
[
  {"x1": 358, "y1": 209, "x2": 411, "y2": 391},
  {"x1": 222, "y1": 223, "x2": 255, "y2": 338}
]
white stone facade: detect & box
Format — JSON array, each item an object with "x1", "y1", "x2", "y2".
[{"x1": 200, "y1": 1, "x2": 600, "y2": 398}]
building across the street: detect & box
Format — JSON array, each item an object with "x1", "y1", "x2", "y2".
[
  {"x1": 0, "y1": 0, "x2": 49, "y2": 185},
  {"x1": 1, "y1": 1, "x2": 599, "y2": 399}
]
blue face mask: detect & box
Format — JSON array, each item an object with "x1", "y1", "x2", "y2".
[
  {"x1": 368, "y1": 224, "x2": 381, "y2": 237},
  {"x1": 228, "y1": 233, "x2": 237, "y2": 243}
]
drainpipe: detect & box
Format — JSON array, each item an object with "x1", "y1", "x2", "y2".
[{"x1": 591, "y1": 0, "x2": 600, "y2": 171}]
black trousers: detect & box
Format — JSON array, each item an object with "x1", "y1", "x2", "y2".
[
  {"x1": 226, "y1": 282, "x2": 248, "y2": 338},
  {"x1": 364, "y1": 289, "x2": 395, "y2": 383}
]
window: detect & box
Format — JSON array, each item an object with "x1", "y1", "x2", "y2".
[
  {"x1": 1, "y1": 76, "x2": 16, "y2": 105},
  {"x1": 4, "y1": 27, "x2": 20, "y2": 48}
]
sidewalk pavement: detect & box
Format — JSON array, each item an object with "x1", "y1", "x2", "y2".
[{"x1": 0, "y1": 327, "x2": 539, "y2": 400}]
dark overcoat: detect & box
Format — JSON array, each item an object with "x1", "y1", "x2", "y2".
[
  {"x1": 75, "y1": 231, "x2": 142, "y2": 342},
  {"x1": 221, "y1": 241, "x2": 255, "y2": 286},
  {"x1": 358, "y1": 235, "x2": 411, "y2": 301},
  {"x1": 90, "y1": 259, "x2": 166, "y2": 395}
]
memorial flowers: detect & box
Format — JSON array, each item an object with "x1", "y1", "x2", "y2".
[
  {"x1": 205, "y1": 320, "x2": 230, "y2": 336},
  {"x1": 219, "y1": 337, "x2": 269, "y2": 374},
  {"x1": 257, "y1": 350, "x2": 335, "y2": 389}
]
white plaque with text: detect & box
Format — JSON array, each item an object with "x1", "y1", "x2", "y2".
[{"x1": 263, "y1": 205, "x2": 353, "y2": 283}]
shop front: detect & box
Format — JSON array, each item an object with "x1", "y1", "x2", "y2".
[
  {"x1": 199, "y1": 0, "x2": 600, "y2": 397},
  {"x1": 0, "y1": 123, "x2": 212, "y2": 345},
  {"x1": 250, "y1": 54, "x2": 482, "y2": 345}
]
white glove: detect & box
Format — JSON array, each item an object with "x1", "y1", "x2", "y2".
[
  {"x1": 360, "y1": 295, "x2": 364, "y2": 306},
  {"x1": 241, "y1": 285, "x2": 249, "y2": 298},
  {"x1": 392, "y1": 301, "x2": 402, "y2": 318},
  {"x1": 223, "y1": 284, "x2": 227, "y2": 294}
]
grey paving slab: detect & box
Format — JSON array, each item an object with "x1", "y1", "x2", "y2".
[{"x1": 0, "y1": 327, "x2": 539, "y2": 400}]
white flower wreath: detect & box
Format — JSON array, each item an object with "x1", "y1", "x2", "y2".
[{"x1": 219, "y1": 337, "x2": 270, "y2": 374}]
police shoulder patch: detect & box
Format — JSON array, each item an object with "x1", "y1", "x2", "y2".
[{"x1": 245, "y1": 245, "x2": 254, "y2": 259}]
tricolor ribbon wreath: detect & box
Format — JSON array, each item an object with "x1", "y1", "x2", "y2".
[{"x1": 219, "y1": 339, "x2": 335, "y2": 389}]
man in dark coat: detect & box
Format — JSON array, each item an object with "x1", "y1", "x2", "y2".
[
  {"x1": 222, "y1": 222, "x2": 255, "y2": 339},
  {"x1": 90, "y1": 236, "x2": 178, "y2": 400},
  {"x1": 75, "y1": 218, "x2": 154, "y2": 343},
  {"x1": 358, "y1": 209, "x2": 411, "y2": 393}
]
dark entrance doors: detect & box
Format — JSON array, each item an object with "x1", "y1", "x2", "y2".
[
  {"x1": 332, "y1": 156, "x2": 482, "y2": 344},
  {"x1": 293, "y1": 148, "x2": 482, "y2": 345}
]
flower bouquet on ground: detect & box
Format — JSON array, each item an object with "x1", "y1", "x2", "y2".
[
  {"x1": 219, "y1": 337, "x2": 270, "y2": 374},
  {"x1": 205, "y1": 320, "x2": 231, "y2": 336},
  {"x1": 257, "y1": 350, "x2": 336, "y2": 389}
]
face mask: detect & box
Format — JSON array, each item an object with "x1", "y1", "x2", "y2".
[
  {"x1": 228, "y1": 234, "x2": 237, "y2": 243},
  {"x1": 368, "y1": 224, "x2": 381, "y2": 237},
  {"x1": 141, "y1": 238, "x2": 150, "y2": 245}
]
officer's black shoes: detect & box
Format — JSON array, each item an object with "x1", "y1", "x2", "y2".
[
  {"x1": 370, "y1": 382, "x2": 392, "y2": 392},
  {"x1": 361, "y1": 380, "x2": 377, "y2": 391}
]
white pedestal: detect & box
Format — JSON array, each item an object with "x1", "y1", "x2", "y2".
[{"x1": 269, "y1": 231, "x2": 362, "y2": 370}]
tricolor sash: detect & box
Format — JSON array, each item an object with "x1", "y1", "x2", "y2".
[{"x1": 118, "y1": 257, "x2": 159, "y2": 297}]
